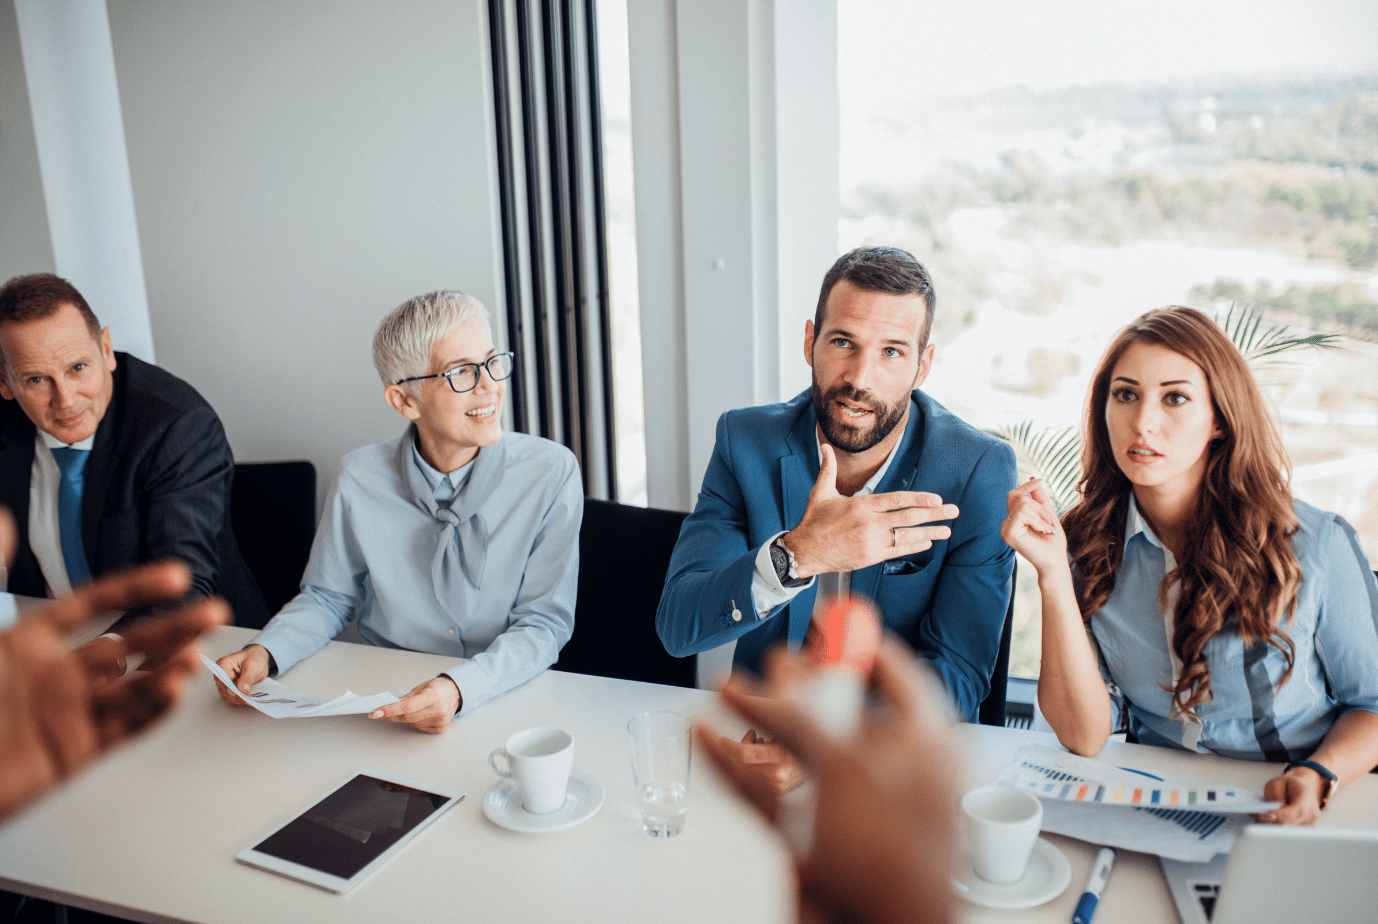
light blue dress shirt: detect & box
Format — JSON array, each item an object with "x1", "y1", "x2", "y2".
[
  {"x1": 1088, "y1": 496, "x2": 1378, "y2": 761},
  {"x1": 252, "y1": 426, "x2": 581, "y2": 715}
]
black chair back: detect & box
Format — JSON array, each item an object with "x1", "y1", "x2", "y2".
[
  {"x1": 977, "y1": 562, "x2": 1017, "y2": 727},
  {"x1": 230, "y1": 460, "x2": 317, "y2": 627},
  {"x1": 556, "y1": 499, "x2": 696, "y2": 688}
]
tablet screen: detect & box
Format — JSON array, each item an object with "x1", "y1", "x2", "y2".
[{"x1": 251, "y1": 774, "x2": 451, "y2": 880}]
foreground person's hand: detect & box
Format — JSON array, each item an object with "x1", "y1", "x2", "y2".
[
  {"x1": 699, "y1": 637, "x2": 960, "y2": 924},
  {"x1": 0, "y1": 560, "x2": 229, "y2": 818}
]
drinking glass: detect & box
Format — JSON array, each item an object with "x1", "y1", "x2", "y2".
[{"x1": 628, "y1": 711, "x2": 692, "y2": 837}]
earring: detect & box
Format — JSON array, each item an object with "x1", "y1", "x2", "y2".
[{"x1": 1210, "y1": 436, "x2": 1225, "y2": 448}]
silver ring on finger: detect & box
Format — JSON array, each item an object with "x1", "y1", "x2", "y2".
[{"x1": 891, "y1": 526, "x2": 898, "y2": 547}]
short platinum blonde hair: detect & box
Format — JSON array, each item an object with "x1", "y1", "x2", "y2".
[{"x1": 372, "y1": 290, "x2": 490, "y2": 390}]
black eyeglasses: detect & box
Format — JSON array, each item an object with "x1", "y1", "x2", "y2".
[{"x1": 396, "y1": 351, "x2": 516, "y2": 394}]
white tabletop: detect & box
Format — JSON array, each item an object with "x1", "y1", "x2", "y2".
[
  {"x1": 2, "y1": 623, "x2": 1376, "y2": 924},
  {"x1": 0, "y1": 626, "x2": 793, "y2": 924}
]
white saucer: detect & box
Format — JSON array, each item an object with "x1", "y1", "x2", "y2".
[
  {"x1": 951, "y1": 837, "x2": 1072, "y2": 909},
  {"x1": 482, "y1": 769, "x2": 605, "y2": 833}
]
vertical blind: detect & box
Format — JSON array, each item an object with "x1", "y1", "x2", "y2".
[{"x1": 487, "y1": 0, "x2": 617, "y2": 500}]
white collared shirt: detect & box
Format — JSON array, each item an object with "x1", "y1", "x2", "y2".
[
  {"x1": 28, "y1": 430, "x2": 96, "y2": 597},
  {"x1": 749, "y1": 420, "x2": 907, "y2": 618}
]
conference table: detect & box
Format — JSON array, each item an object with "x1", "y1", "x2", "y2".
[{"x1": 2, "y1": 620, "x2": 1377, "y2": 924}]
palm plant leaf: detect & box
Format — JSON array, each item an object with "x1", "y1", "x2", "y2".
[
  {"x1": 1216, "y1": 302, "x2": 1341, "y2": 367},
  {"x1": 987, "y1": 422, "x2": 1082, "y2": 511}
]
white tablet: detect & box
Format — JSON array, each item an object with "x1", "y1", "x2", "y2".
[{"x1": 236, "y1": 768, "x2": 464, "y2": 893}]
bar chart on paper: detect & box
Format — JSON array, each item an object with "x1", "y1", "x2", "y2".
[
  {"x1": 996, "y1": 746, "x2": 1280, "y2": 861},
  {"x1": 1010, "y1": 756, "x2": 1266, "y2": 812},
  {"x1": 1000, "y1": 746, "x2": 1276, "y2": 814}
]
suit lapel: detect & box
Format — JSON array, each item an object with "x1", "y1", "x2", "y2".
[
  {"x1": 82, "y1": 357, "x2": 127, "y2": 563},
  {"x1": 779, "y1": 403, "x2": 818, "y2": 534},
  {"x1": 778, "y1": 400, "x2": 820, "y2": 641}
]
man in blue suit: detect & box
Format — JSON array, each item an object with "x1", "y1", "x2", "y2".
[{"x1": 657, "y1": 246, "x2": 1016, "y2": 727}]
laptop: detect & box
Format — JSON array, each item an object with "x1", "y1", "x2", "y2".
[{"x1": 1160, "y1": 825, "x2": 1378, "y2": 924}]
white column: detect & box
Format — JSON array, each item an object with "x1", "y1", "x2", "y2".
[
  {"x1": 14, "y1": 0, "x2": 153, "y2": 361},
  {"x1": 629, "y1": 0, "x2": 838, "y2": 513}
]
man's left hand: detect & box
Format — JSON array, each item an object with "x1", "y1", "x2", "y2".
[
  {"x1": 717, "y1": 728, "x2": 808, "y2": 797},
  {"x1": 369, "y1": 676, "x2": 461, "y2": 734}
]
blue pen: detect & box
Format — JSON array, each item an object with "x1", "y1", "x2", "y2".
[{"x1": 1072, "y1": 846, "x2": 1116, "y2": 924}]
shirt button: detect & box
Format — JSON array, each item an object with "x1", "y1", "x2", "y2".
[
  {"x1": 448, "y1": 628, "x2": 456, "y2": 636},
  {"x1": 731, "y1": 607, "x2": 742, "y2": 622}
]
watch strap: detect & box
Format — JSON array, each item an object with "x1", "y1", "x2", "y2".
[
  {"x1": 1284, "y1": 759, "x2": 1338, "y2": 809},
  {"x1": 770, "y1": 537, "x2": 808, "y2": 588}
]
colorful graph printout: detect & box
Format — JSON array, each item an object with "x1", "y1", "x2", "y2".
[
  {"x1": 994, "y1": 745, "x2": 1275, "y2": 861},
  {"x1": 999, "y1": 745, "x2": 1276, "y2": 814}
]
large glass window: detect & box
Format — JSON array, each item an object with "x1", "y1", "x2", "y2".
[
  {"x1": 595, "y1": 0, "x2": 648, "y2": 506},
  {"x1": 840, "y1": 0, "x2": 1378, "y2": 677}
]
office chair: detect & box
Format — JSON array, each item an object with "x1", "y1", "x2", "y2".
[
  {"x1": 230, "y1": 460, "x2": 317, "y2": 628},
  {"x1": 555, "y1": 499, "x2": 696, "y2": 688},
  {"x1": 978, "y1": 562, "x2": 1019, "y2": 728}
]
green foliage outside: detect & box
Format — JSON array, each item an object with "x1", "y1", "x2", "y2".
[{"x1": 1191, "y1": 279, "x2": 1378, "y2": 342}]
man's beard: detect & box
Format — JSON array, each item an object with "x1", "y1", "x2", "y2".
[{"x1": 811, "y1": 379, "x2": 909, "y2": 454}]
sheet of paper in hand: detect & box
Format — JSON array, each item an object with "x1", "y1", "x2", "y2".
[{"x1": 200, "y1": 653, "x2": 401, "y2": 718}]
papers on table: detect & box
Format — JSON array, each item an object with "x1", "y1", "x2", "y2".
[
  {"x1": 997, "y1": 745, "x2": 1280, "y2": 862},
  {"x1": 200, "y1": 653, "x2": 401, "y2": 719}
]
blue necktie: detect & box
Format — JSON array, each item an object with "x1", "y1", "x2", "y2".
[{"x1": 51, "y1": 447, "x2": 92, "y2": 585}]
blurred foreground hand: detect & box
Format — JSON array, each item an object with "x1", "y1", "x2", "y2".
[
  {"x1": 0, "y1": 558, "x2": 228, "y2": 819},
  {"x1": 699, "y1": 637, "x2": 960, "y2": 924}
]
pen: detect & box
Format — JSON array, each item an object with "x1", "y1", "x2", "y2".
[{"x1": 1072, "y1": 846, "x2": 1116, "y2": 924}]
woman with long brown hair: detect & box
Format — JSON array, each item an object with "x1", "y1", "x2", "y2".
[{"x1": 1003, "y1": 306, "x2": 1378, "y2": 824}]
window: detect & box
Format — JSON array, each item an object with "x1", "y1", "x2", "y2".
[
  {"x1": 840, "y1": 0, "x2": 1378, "y2": 677},
  {"x1": 593, "y1": 0, "x2": 648, "y2": 506}
]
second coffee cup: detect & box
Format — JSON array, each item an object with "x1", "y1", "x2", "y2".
[
  {"x1": 962, "y1": 784, "x2": 1043, "y2": 885},
  {"x1": 489, "y1": 727, "x2": 574, "y2": 815}
]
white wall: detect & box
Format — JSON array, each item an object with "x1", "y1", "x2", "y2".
[
  {"x1": 628, "y1": 0, "x2": 839, "y2": 512},
  {"x1": 104, "y1": 0, "x2": 503, "y2": 502},
  {"x1": 5, "y1": 0, "x2": 839, "y2": 517},
  {"x1": 14, "y1": 0, "x2": 154, "y2": 360}
]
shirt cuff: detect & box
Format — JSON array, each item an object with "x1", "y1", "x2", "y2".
[{"x1": 751, "y1": 532, "x2": 813, "y2": 619}]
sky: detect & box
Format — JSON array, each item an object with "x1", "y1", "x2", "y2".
[{"x1": 840, "y1": 0, "x2": 1378, "y2": 104}]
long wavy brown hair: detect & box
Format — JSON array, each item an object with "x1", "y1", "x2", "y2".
[{"x1": 1061, "y1": 306, "x2": 1302, "y2": 719}]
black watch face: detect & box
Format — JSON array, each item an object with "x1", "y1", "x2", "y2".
[{"x1": 770, "y1": 542, "x2": 790, "y2": 580}]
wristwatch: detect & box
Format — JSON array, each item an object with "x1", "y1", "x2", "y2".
[{"x1": 770, "y1": 536, "x2": 809, "y2": 588}]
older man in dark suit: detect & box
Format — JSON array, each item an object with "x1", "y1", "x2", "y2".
[{"x1": 0, "y1": 273, "x2": 266, "y2": 645}]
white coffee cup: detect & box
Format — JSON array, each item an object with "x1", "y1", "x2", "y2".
[
  {"x1": 489, "y1": 727, "x2": 574, "y2": 815},
  {"x1": 962, "y1": 784, "x2": 1043, "y2": 885}
]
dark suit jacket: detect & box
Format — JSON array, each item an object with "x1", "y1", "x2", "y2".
[
  {"x1": 655, "y1": 388, "x2": 1016, "y2": 719},
  {"x1": 0, "y1": 353, "x2": 268, "y2": 626}
]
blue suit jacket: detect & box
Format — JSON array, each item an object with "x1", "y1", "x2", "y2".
[{"x1": 655, "y1": 388, "x2": 1016, "y2": 719}]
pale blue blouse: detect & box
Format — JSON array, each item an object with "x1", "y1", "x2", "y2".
[
  {"x1": 252, "y1": 427, "x2": 581, "y2": 715},
  {"x1": 1088, "y1": 496, "x2": 1378, "y2": 761}
]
